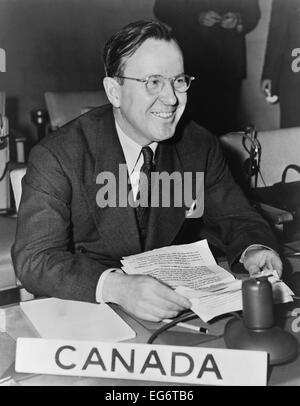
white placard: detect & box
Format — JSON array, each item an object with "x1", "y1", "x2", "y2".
[{"x1": 16, "y1": 338, "x2": 268, "y2": 386}]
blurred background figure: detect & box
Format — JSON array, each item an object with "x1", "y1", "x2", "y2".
[
  {"x1": 154, "y1": 0, "x2": 261, "y2": 136},
  {"x1": 261, "y1": 0, "x2": 300, "y2": 129}
]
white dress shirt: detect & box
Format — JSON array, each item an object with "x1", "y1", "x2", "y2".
[{"x1": 95, "y1": 121, "x2": 157, "y2": 303}]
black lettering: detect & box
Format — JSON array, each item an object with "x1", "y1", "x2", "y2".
[
  {"x1": 197, "y1": 354, "x2": 222, "y2": 380},
  {"x1": 171, "y1": 352, "x2": 194, "y2": 377},
  {"x1": 140, "y1": 350, "x2": 166, "y2": 375},
  {"x1": 82, "y1": 347, "x2": 106, "y2": 371},
  {"x1": 55, "y1": 345, "x2": 76, "y2": 370},
  {"x1": 111, "y1": 348, "x2": 135, "y2": 373}
]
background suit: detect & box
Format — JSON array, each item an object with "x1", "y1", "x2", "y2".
[
  {"x1": 154, "y1": 0, "x2": 261, "y2": 135},
  {"x1": 261, "y1": 0, "x2": 300, "y2": 128},
  {"x1": 12, "y1": 105, "x2": 278, "y2": 302}
]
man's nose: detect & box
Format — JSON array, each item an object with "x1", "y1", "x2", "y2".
[{"x1": 159, "y1": 80, "x2": 178, "y2": 104}]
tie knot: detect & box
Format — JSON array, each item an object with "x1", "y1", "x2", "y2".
[{"x1": 141, "y1": 146, "x2": 154, "y2": 168}]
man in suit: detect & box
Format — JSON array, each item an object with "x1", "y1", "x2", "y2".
[
  {"x1": 12, "y1": 20, "x2": 282, "y2": 322},
  {"x1": 261, "y1": 0, "x2": 300, "y2": 128},
  {"x1": 154, "y1": 0, "x2": 261, "y2": 135}
]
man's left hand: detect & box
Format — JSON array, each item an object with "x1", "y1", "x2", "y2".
[
  {"x1": 243, "y1": 248, "x2": 283, "y2": 278},
  {"x1": 220, "y1": 12, "x2": 239, "y2": 29}
]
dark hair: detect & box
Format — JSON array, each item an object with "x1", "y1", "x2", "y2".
[{"x1": 103, "y1": 19, "x2": 179, "y2": 81}]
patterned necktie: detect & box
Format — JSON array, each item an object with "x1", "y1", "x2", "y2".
[{"x1": 136, "y1": 146, "x2": 154, "y2": 246}]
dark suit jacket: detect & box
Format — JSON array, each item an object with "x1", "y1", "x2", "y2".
[
  {"x1": 154, "y1": 0, "x2": 261, "y2": 79},
  {"x1": 262, "y1": 0, "x2": 300, "y2": 94},
  {"x1": 12, "y1": 105, "x2": 278, "y2": 302}
]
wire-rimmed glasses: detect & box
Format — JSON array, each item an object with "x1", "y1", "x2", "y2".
[{"x1": 115, "y1": 74, "x2": 195, "y2": 95}]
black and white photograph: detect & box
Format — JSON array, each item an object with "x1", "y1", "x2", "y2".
[{"x1": 0, "y1": 0, "x2": 299, "y2": 389}]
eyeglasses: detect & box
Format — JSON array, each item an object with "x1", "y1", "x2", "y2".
[{"x1": 115, "y1": 74, "x2": 195, "y2": 95}]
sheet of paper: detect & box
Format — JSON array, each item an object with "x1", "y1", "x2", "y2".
[
  {"x1": 176, "y1": 285, "x2": 243, "y2": 322},
  {"x1": 20, "y1": 298, "x2": 136, "y2": 342},
  {"x1": 121, "y1": 240, "x2": 294, "y2": 322},
  {"x1": 176, "y1": 274, "x2": 293, "y2": 322},
  {"x1": 122, "y1": 240, "x2": 235, "y2": 290}
]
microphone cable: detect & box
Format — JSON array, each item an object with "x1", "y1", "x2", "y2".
[{"x1": 147, "y1": 310, "x2": 226, "y2": 345}]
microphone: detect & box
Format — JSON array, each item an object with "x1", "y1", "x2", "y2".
[{"x1": 224, "y1": 277, "x2": 298, "y2": 365}]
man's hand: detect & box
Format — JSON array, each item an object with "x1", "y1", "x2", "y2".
[
  {"x1": 261, "y1": 79, "x2": 279, "y2": 103},
  {"x1": 243, "y1": 248, "x2": 283, "y2": 278},
  {"x1": 198, "y1": 11, "x2": 222, "y2": 27},
  {"x1": 102, "y1": 272, "x2": 191, "y2": 322},
  {"x1": 261, "y1": 79, "x2": 272, "y2": 96},
  {"x1": 220, "y1": 12, "x2": 239, "y2": 29}
]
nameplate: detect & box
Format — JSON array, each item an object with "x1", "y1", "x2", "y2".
[{"x1": 15, "y1": 338, "x2": 267, "y2": 386}]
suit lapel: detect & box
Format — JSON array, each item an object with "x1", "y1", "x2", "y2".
[
  {"x1": 144, "y1": 140, "x2": 186, "y2": 251},
  {"x1": 82, "y1": 108, "x2": 142, "y2": 257},
  {"x1": 82, "y1": 107, "x2": 188, "y2": 255}
]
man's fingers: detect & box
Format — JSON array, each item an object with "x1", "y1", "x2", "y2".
[
  {"x1": 156, "y1": 287, "x2": 191, "y2": 309},
  {"x1": 116, "y1": 275, "x2": 191, "y2": 321},
  {"x1": 200, "y1": 11, "x2": 221, "y2": 26},
  {"x1": 272, "y1": 255, "x2": 282, "y2": 270},
  {"x1": 270, "y1": 255, "x2": 283, "y2": 278},
  {"x1": 150, "y1": 278, "x2": 191, "y2": 308},
  {"x1": 152, "y1": 291, "x2": 191, "y2": 316},
  {"x1": 261, "y1": 79, "x2": 272, "y2": 94},
  {"x1": 247, "y1": 264, "x2": 261, "y2": 276},
  {"x1": 133, "y1": 299, "x2": 186, "y2": 322},
  {"x1": 141, "y1": 309, "x2": 179, "y2": 323},
  {"x1": 243, "y1": 249, "x2": 283, "y2": 278},
  {"x1": 262, "y1": 252, "x2": 282, "y2": 276},
  {"x1": 143, "y1": 303, "x2": 182, "y2": 321}
]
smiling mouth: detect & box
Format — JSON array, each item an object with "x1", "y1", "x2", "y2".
[{"x1": 151, "y1": 111, "x2": 175, "y2": 119}]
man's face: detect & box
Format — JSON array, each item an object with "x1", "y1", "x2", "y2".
[{"x1": 114, "y1": 39, "x2": 187, "y2": 146}]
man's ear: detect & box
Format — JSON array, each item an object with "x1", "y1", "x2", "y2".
[{"x1": 103, "y1": 77, "x2": 121, "y2": 108}]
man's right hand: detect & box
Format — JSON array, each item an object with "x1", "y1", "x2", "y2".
[
  {"x1": 198, "y1": 11, "x2": 222, "y2": 27},
  {"x1": 102, "y1": 271, "x2": 191, "y2": 322}
]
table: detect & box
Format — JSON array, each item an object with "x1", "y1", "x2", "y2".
[
  {"x1": 1, "y1": 242, "x2": 300, "y2": 386},
  {"x1": 0, "y1": 297, "x2": 299, "y2": 386}
]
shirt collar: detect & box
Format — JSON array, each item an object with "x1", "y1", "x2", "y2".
[{"x1": 115, "y1": 120, "x2": 158, "y2": 175}]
